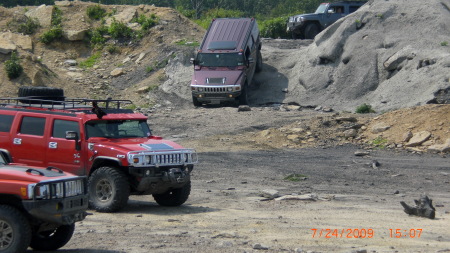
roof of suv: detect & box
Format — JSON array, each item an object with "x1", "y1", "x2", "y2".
[{"x1": 199, "y1": 18, "x2": 255, "y2": 54}]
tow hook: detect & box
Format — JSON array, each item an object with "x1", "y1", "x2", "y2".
[{"x1": 166, "y1": 168, "x2": 187, "y2": 184}]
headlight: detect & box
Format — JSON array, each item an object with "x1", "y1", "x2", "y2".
[
  {"x1": 28, "y1": 179, "x2": 84, "y2": 199},
  {"x1": 145, "y1": 155, "x2": 151, "y2": 164},
  {"x1": 198, "y1": 87, "x2": 204, "y2": 92},
  {"x1": 227, "y1": 87, "x2": 234, "y2": 92}
]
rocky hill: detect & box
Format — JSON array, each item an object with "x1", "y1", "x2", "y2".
[{"x1": 0, "y1": 0, "x2": 449, "y2": 153}]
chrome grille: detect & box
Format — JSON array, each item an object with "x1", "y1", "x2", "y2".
[
  {"x1": 154, "y1": 153, "x2": 184, "y2": 165},
  {"x1": 204, "y1": 87, "x2": 227, "y2": 93}
]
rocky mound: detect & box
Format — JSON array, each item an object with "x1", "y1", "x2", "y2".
[{"x1": 282, "y1": 0, "x2": 450, "y2": 111}]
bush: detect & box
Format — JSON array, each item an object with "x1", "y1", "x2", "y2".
[
  {"x1": 355, "y1": 103, "x2": 375, "y2": 114},
  {"x1": 18, "y1": 17, "x2": 39, "y2": 35},
  {"x1": 89, "y1": 26, "x2": 108, "y2": 46},
  {"x1": 40, "y1": 26, "x2": 63, "y2": 44},
  {"x1": 259, "y1": 17, "x2": 289, "y2": 38},
  {"x1": 51, "y1": 6, "x2": 63, "y2": 27},
  {"x1": 108, "y1": 19, "x2": 133, "y2": 39},
  {"x1": 87, "y1": 4, "x2": 106, "y2": 20},
  {"x1": 4, "y1": 51, "x2": 23, "y2": 79},
  {"x1": 135, "y1": 14, "x2": 159, "y2": 31}
]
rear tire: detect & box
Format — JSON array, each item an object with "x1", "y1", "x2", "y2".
[
  {"x1": 88, "y1": 166, "x2": 130, "y2": 212},
  {"x1": 0, "y1": 205, "x2": 31, "y2": 253},
  {"x1": 153, "y1": 181, "x2": 191, "y2": 206},
  {"x1": 304, "y1": 23, "x2": 320, "y2": 40},
  {"x1": 29, "y1": 224, "x2": 75, "y2": 251}
]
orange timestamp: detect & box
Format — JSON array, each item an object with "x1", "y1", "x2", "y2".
[{"x1": 311, "y1": 228, "x2": 423, "y2": 239}]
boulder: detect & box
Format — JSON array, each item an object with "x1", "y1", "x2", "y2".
[
  {"x1": 110, "y1": 68, "x2": 125, "y2": 77},
  {"x1": 428, "y1": 138, "x2": 450, "y2": 153},
  {"x1": 383, "y1": 45, "x2": 416, "y2": 71},
  {"x1": 63, "y1": 29, "x2": 89, "y2": 41},
  {"x1": 25, "y1": 5, "x2": 54, "y2": 28},
  {"x1": 0, "y1": 32, "x2": 33, "y2": 53},
  {"x1": 106, "y1": 7, "x2": 137, "y2": 25},
  {"x1": 371, "y1": 123, "x2": 390, "y2": 134},
  {"x1": 405, "y1": 131, "x2": 431, "y2": 147}
]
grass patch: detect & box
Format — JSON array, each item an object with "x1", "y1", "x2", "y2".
[
  {"x1": 79, "y1": 52, "x2": 101, "y2": 68},
  {"x1": 441, "y1": 41, "x2": 448, "y2": 46},
  {"x1": 175, "y1": 39, "x2": 200, "y2": 47},
  {"x1": 283, "y1": 174, "x2": 307, "y2": 182},
  {"x1": 355, "y1": 103, "x2": 375, "y2": 114},
  {"x1": 371, "y1": 137, "x2": 388, "y2": 149}
]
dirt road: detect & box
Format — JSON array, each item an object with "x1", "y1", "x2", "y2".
[{"x1": 47, "y1": 107, "x2": 450, "y2": 253}]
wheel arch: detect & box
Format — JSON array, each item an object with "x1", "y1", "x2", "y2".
[
  {"x1": 89, "y1": 157, "x2": 123, "y2": 176},
  {"x1": 0, "y1": 149, "x2": 13, "y2": 163},
  {"x1": 0, "y1": 194, "x2": 26, "y2": 211}
]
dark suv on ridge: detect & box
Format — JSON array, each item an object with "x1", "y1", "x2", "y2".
[{"x1": 287, "y1": 1, "x2": 367, "y2": 39}]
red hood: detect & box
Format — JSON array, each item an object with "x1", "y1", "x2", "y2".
[
  {"x1": 191, "y1": 67, "x2": 244, "y2": 85},
  {"x1": 88, "y1": 137, "x2": 187, "y2": 153}
]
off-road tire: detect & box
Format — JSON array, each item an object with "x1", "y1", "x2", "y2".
[
  {"x1": 29, "y1": 224, "x2": 75, "y2": 251},
  {"x1": 18, "y1": 86, "x2": 65, "y2": 104},
  {"x1": 88, "y1": 166, "x2": 130, "y2": 213},
  {"x1": 0, "y1": 205, "x2": 31, "y2": 253},
  {"x1": 153, "y1": 181, "x2": 191, "y2": 206},
  {"x1": 255, "y1": 50, "x2": 263, "y2": 73},
  {"x1": 304, "y1": 23, "x2": 320, "y2": 40},
  {"x1": 192, "y1": 96, "x2": 202, "y2": 107},
  {"x1": 238, "y1": 82, "x2": 249, "y2": 105}
]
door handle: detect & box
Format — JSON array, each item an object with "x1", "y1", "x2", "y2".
[
  {"x1": 49, "y1": 142, "x2": 58, "y2": 149},
  {"x1": 13, "y1": 138, "x2": 22, "y2": 145}
]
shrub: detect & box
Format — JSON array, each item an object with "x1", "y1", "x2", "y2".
[
  {"x1": 87, "y1": 4, "x2": 106, "y2": 20},
  {"x1": 40, "y1": 26, "x2": 63, "y2": 44},
  {"x1": 283, "y1": 174, "x2": 307, "y2": 182},
  {"x1": 108, "y1": 19, "x2": 133, "y2": 39},
  {"x1": 106, "y1": 44, "x2": 119, "y2": 54},
  {"x1": 18, "y1": 17, "x2": 39, "y2": 35},
  {"x1": 4, "y1": 51, "x2": 23, "y2": 79},
  {"x1": 441, "y1": 41, "x2": 448, "y2": 46},
  {"x1": 259, "y1": 17, "x2": 289, "y2": 38},
  {"x1": 355, "y1": 103, "x2": 375, "y2": 114},
  {"x1": 135, "y1": 14, "x2": 159, "y2": 31},
  {"x1": 51, "y1": 6, "x2": 63, "y2": 27},
  {"x1": 89, "y1": 26, "x2": 108, "y2": 46},
  {"x1": 371, "y1": 137, "x2": 388, "y2": 149}
]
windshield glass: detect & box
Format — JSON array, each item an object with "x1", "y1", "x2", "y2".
[
  {"x1": 86, "y1": 120, "x2": 151, "y2": 139},
  {"x1": 315, "y1": 4, "x2": 328, "y2": 14},
  {"x1": 196, "y1": 53, "x2": 245, "y2": 67}
]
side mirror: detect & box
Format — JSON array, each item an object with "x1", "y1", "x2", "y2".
[
  {"x1": 248, "y1": 57, "x2": 255, "y2": 64},
  {"x1": 190, "y1": 58, "x2": 197, "y2": 65},
  {"x1": 66, "y1": 131, "x2": 81, "y2": 151}
]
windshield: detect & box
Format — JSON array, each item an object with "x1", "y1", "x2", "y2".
[
  {"x1": 86, "y1": 120, "x2": 151, "y2": 139},
  {"x1": 315, "y1": 4, "x2": 328, "y2": 14},
  {"x1": 196, "y1": 53, "x2": 245, "y2": 67}
]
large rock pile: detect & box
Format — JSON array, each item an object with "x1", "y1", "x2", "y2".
[{"x1": 282, "y1": 0, "x2": 450, "y2": 112}]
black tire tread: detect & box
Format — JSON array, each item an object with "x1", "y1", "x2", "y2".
[
  {"x1": 29, "y1": 224, "x2": 75, "y2": 251},
  {"x1": 0, "y1": 205, "x2": 31, "y2": 253},
  {"x1": 88, "y1": 166, "x2": 130, "y2": 213},
  {"x1": 153, "y1": 181, "x2": 191, "y2": 206}
]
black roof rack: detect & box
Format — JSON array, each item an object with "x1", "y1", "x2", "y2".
[{"x1": 0, "y1": 97, "x2": 133, "y2": 111}]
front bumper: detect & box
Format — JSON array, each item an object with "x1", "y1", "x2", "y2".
[
  {"x1": 191, "y1": 84, "x2": 242, "y2": 104},
  {"x1": 130, "y1": 166, "x2": 193, "y2": 194},
  {"x1": 23, "y1": 195, "x2": 88, "y2": 225}
]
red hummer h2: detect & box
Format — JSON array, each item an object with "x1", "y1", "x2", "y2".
[
  {"x1": 0, "y1": 152, "x2": 87, "y2": 253},
  {"x1": 0, "y1": 87, "x2": 198, "y2": 213}
]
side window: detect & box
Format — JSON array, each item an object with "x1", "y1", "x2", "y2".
[
  {"x1": 20, "y1": 117, "x2": 46, "y2": 136},
  {"x1": 0, "y1": 114, "x2": 14, "y2": 132},
  {"x1": 349, "y1": 6, "x2": 361, "y2": 13},
  {"x1": 52, "y1": 120, "x2": 80, "y2": 138}
]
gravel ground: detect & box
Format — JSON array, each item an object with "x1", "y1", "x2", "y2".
[{"x1": 43, "y1": 107, "x2": 450, "y2": 253}]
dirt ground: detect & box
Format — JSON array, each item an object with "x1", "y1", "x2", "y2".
[{"x1": 39, "y1": 106, "x2": 450, "y2": 253}]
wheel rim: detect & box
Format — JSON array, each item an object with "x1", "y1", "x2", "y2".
[
  {"x1": 0, "y1": 220, "x2": 13, "y2": 250},
  {"x1": 95, "y1": 179, "x2": 113, "y2": 202}
]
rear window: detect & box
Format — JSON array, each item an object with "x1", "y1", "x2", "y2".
[
  {"x1": 0, "y1": 115, "x2": 14, "y2": 132},
  {"x1": 20, "y1": 117, "x2": 46, "y2": 136},
  {"x1": 349, "y1": 5, "x2": 362, "y2": 13}
]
